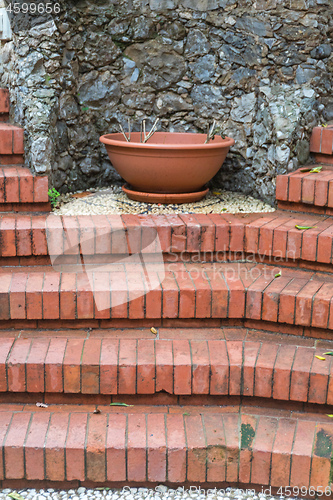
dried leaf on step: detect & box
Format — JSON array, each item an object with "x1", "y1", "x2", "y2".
[
  {"x1": 324, "y1": 352, "x2": 333, "y2": 356},
  {"x1": 36, "y1": 402, "x2": 49, "y2": 408},
  {"x1": 315, "y1": 355, "x2": 326, "y2": 361},
  {"x1": 275, "y1": 272, "x2": 282, "y2": 278},
  {"x1": 310, "y1": 166, "x2": 323, "y2": 173},
  {"x1": 8, "y1": 493, "x2": 25, "y2": 500},
  {"x1": 150, "y1": 327, "x2": 157, "y2": 334},
  {"x1": 300, "y1": 166, "x2": 323, "y2": 173},
  {"x1": 93, "y1": 408, "x2": 101, "y2": 414},
  {"x1": 295, "y1": 225, "x2": 315, "y2": 230},
  {"x1": 110, "y1": 402, "x2": 134, "y2": 407}
]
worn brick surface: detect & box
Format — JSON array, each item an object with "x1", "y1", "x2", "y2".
[
  {"x1": 2, "y1": 335, "x2": 332, "y2": 404},
  {"x1": 0, "y1": 407, "x2": 330, "y2": 487},
  {"x1": 2, "y1": 212, "x2": 333, "y2": 271},
  {"x1": 0, "y1": 167, "x2": 48, "y2": 210},
  {"x1": 276, "y1": 165, "x2": 333, "y2": 212}
]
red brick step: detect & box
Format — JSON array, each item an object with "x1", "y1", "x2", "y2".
[
  {"x1": 276, "y1": 166, "x2": 333, "y2": 214},
  {"x1": 0, "y1": 403, "x2": 331, "y2": 489},
  {"x1": 0, "y1": 264, "x2": 332, "y2": 334},
  {"x1": 0, "y1": 167, "x2": 50, "y2": 212},
  {"x1": 310, "y1": 124, "x2": 333, "y2": 165},
  {"x1": 2, "y1": 212, "x2": 333, "y2": 270},
  {"x1": 0, "y1": 89, "x2": 9, "y2": 123},
  {"x1": 1, "y1": 331, "x2": 333, "y2": 405}
]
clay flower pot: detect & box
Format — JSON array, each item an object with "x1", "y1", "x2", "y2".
[{"x1": 100, "y1": 131, "x2": 235, "y2": 203}]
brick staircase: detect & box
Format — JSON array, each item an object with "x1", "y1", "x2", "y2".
[
  {"x1": 1, "y1": 90, "x2": 333, "y2": 492},
  {"x1": 0, "y1": 89, "x2": 50, "y2": 213}
]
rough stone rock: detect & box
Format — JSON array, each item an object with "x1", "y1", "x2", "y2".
[
  {"x1": 268, "y1": 44, "x2": 304, "y2": 66},
  {"x1": 66, "y1": 35, "x2": 84, "y2": 51},
  {"x1": 80, "y1": 156, "x2": 101, "y2": 175},
  {"x1": 229, "y1": 67, "x2": 257, "y2": 87},
  {"x1": 254, "y1": 0, "x2": 277, "y2": 10},
  {"x1": 53, "y1": 168, "x2": 68, "y2": 189},
  {"x1": 219, "y1": 41, "x2": 262, "y2": 67},
  {"x1": 24, "y1": 101, "x2": 57, "y2": 133},
  {"x1": 276, "y1": 144, "x2": 291, "y2": 164},
  {"x1": 323, "y1": 104, "x2": 333, "y2": 122},
  {"x1": 132, "y1": 16, "x2": 156, "y2": 41},
  {"x1": 252, "y1": 149, "x2": 272, "y2": 175},
  {"x1": 78, "y1": 71, "x2": 121, "y2": 108},
  {"x1": 154, "y1": 92, "x2": 193, "y2": 114},
  {"x1": 78, "y1": 33, "x2": 122, "y2": 68},
  {"x1": 122, "y1": 91, "x2": 156, "y2": 112},
  {"x1": 189, "y1": 54, "x2": 216, "y2": 82},
  {"x1": 191, "y1": 85, "x2": 226, "y2": 118},
  {"x1": 296, "y1": 139, "x2": 310, "y2": 164},
  {"x1": 180, "y1": 0, "x2": 219, "y2": 10},
  {"x1": 58, "y1": 155, "x2": 73, "y2": 172},
  {"x1": 253, "y1": 121, "x2": 271, "y2": 146},
  {"x1": 150, "y1": 0, "x2": 177, "y2": 10},
  {"x1": 124, "y1": 40, "x2": 186, "y2": 90},
  {"x1": 223, "y1": 119, "x2": 247, "y2": 156},
  {"x1": 29, "y1": 20, "x2": 58, "y2": 38},
  {"x1": 68, "y1": 127, "x2": 89, "y2": 150},
  {"x1": 30, "y1": 136, "x2": 53, "y2": 174},
  {"x1": 296, "y1": 66, "x2": 317, "y2": 84},
  {"x1": 310, "y1": 44, "x2": 332, "y2": 60},
  {"x1": 162, "y1": 22, "x2": 186, "y2": 41},
  {"x1": 107, "y1": 18, "x2": 132, "y2": 38},
  {"x1": 230, "y1": 93, "x2": 256, "y2": 123},
  {"x1": 59, "y1": 94, "x2": 80, "y2": 121},
  {"x1": 235, "y1": 15, "x2": 273, "y2": 37},
  {"x1": 185, "y1": 29, "x2": 211, "y2": 57},
  {"x1": 17, "y1": 51, "x2": 45, "y2": 81},
  {"x1": 279, "y1": 25, "x2": 314, "y2": 42}
]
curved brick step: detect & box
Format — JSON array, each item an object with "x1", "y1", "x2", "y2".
[
  {"x1": 0, "y1": 167, "x2": 50, "y2": 212},
  {"x1": 310, "y1": 124, "x2": 333, "y2": 165},
  {"x1": 0, "y1": 123, "x2": 24, "y2": 156},
  {"x1": 0, "y1": 403, "x2": 331, "y2": 489},
  {"x1": 0, "y1": 263, "x2": 332, "y2": 334},
  {"x1": 1, "y1": 332, "x2": 333, "y2": 405},
  {"x1": 276, "y1": 166, "x2": 333, "y2": 214},
  {"x1": 1, "y1": 212, "x2": 333, "y2": 270}
]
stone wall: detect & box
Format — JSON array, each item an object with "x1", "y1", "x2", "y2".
[{"x1": 0, "y1": 0, "x2": 332, "y2": 203}]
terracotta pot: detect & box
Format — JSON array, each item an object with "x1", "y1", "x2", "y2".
[{"x1": 100, "y1": 132, "x2": 235, "y2": 194}]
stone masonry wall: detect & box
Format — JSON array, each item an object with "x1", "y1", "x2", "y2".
[{"x1": 0, "y1": 0, "x2": 332, "y2": 204}]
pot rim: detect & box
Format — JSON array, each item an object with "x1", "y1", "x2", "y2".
[{"x1": 99, "y1": 131, "x2": 235, "y2": 150}]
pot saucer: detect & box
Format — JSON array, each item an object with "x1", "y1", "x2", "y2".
[{"x1": 122, "y1": 184, "x2": 209, "y2": 204}]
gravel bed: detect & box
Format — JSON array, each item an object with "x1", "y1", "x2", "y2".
[
  {"x1": 0, "y1": 487, "x2": 287, "y2": 500},
  {"x1": 54, "y1": 186, "x2": 275, "y2": 216}
]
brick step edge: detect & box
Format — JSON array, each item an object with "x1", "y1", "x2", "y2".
[
  {"x1": 2, "y1": 336, "x2": 333, "y2": 404},
  {"x1": 0, "y1": 167, "x2": 49, "y2": 204},
  {"x1": 0, "y1": 124, "x2": 24, "y2": 155},
  {"x1": 0, "y1": 405, "x2": 332, "y2": 488},
  {"x1": 276, "y1": 166, "x2": 333, "y2": 210},
  {"x1": 0, "y1": 89, "x2": 10, "y2": 115},
  {"x1": 310, "y1": 125, "x2": 333, "y2": 156},
  {"x1": 2, "y1": 212, "x2": 333, "y2": 267},
  {"x1": 1, "y1": 265, "x2": 333, "y2": 331}
]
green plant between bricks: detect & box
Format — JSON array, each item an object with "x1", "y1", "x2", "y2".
[{"x1": 48, "y1": 187, "x2": 60, "y2": 207}]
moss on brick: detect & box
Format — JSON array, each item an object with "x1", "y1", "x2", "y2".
[{"x1": 241, "y1": 423, "x2": 255, "y2": 450}]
